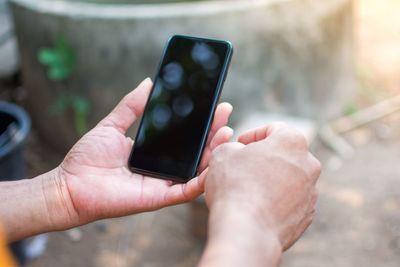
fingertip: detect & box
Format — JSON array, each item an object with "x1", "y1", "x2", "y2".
[
  {"x1": 237, "y1": 130, "x2": 251, "y2": 145},
  {"x1": 127, "y1": 77, "x2": 152, "y2": 98},
  {"x1": 219, "y1": 125, "x2": 234, "y2": 137},
  {"x1": 225, "y1": 126, "x2": 234, "y2": 141},
  {"x1": 197, "y1": 168, "x2": 208, "y2": 189},
  {"x1": 215, "y1": 102, "x2": 233, "y2": 118},
  {"x1": 139, "y1": 77, "x2": 153, "y2": 88},
  {"x1": 219, "y1": 102, "x2": 233, "y2": 119},
  {"x1": 221, "y1": 102, "x2": 233, "y2": 114},
  {"x1": 181, "y1": 177, "x2": 205, "y2": 202},
  {"x1": 210, "y1": 126, "x2": 234, "y2": 150}
]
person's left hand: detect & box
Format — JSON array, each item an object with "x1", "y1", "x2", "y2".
[{"x1": 52, "y1": 78, "x2": 233, "y2": 226}]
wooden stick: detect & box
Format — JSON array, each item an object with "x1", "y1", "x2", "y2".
[{"x1": 331, "y1": 95, "x2": 400, "y2": 134}]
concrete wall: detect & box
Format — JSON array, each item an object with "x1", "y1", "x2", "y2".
[{"x1": 10, "y1": 0, "x2": 353, "y2": 152}]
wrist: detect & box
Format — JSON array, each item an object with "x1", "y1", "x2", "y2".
[
  {"x1": 201, "y1": 201, "x2": 282, "y2": 267},
  {"x1": 40, "y1": 167, "x2": 79, "y2": 231},
  {"x1": 0, "y1": 168, "x2": 78, "y2": 242}
]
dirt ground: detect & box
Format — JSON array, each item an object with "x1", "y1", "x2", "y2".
[
  {"x1": 22, "y1": 116, "x2": 400, "y2": 267},
  {"x1": 3, "y1": 0, "x2": 400, "y2": 266}
]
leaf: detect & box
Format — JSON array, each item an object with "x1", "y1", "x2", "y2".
[
  {"x1": 48, "y1": 65, "x2": 71, "y2": 81},
  {"x1": 343, "y1": 101, "x2": 358, "y2": 116},
  {"x1": 72, "y1": 96, "x2": 90, "y2": 136},
  {"x1": 74, "y1": 110, "x2": 87, "y2": 137},
  {"x1": 55, "y1": 34, "x2": 66, "y2": 49},
  {"x1": 38, "y1": 49, "x2": 62, "y2": 65},
  {"x1": 49, "y1": 93, "x2": 91, "y2": 136},
  {"x1": 37, "y1": 33, "x2": 76, "y2": 81},
  {"x1": 64, "y1": 48, "x2": 76, "y2": 68},
  {"x1": 72, "y1": 96, "x2": 90, "y2": 114}
]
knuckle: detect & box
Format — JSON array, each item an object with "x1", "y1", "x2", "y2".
[
  {"x1": 307, "y1": 215, "x2": 314, "y2": 226},
  {"x1": 211, "y1": 142, "x2": 237, "y2": 158},
  {"x1": 290, "y1": 131, "x2": 308, "y2": 148},
  {"x1": 309, "y1": 154, "x2": 322, "y2": 179},
  {"x1": 212, "y1": 142, "x2": 230, "y2": 155},
  {"x1": 311, "y1": 206, "x2": 316, "y2": 216},
  {"x1": 277, "y1": 126, "x2": 308, "y2": 149}
]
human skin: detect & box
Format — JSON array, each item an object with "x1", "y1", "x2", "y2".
[
  {"x1": 0, "y1": 79, "x2": 321, "y2": 267},
  {"x1": 0, "y1": 78, "x2": 234, "y2": 242},
  {"x1": 199, "y1": 123, "x2": 321, "y2": 267}
]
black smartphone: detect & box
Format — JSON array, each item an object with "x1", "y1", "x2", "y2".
[{"x1": 128, "y1": 35, "x2": 233, "y2": 183}]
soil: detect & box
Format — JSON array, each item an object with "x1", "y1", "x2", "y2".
[{"x1": 20, "y1": 113, "x2": 400, "y2": 267}]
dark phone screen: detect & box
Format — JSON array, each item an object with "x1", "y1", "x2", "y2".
[{"x1": 129, "y1": 36, "x2": 231, "y2": 180}]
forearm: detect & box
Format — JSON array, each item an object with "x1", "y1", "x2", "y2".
[
  {"x1": 199, "y1": 203, "x2": 282, "y2": 267},
  {"x1": 0, "y1": 168, "x2": 77, "y2": 243}
]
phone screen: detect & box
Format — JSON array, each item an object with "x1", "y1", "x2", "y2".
[{"x1": 128, "y1": 35, "x2": 232, "y2": 182}]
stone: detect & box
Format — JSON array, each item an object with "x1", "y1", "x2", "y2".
[
  {"x1": 232, "y1": 112, "x2": 317, "y2": 144},
  {"x1": 0, "y1": 0, "x2": 19, "y2": 78}
]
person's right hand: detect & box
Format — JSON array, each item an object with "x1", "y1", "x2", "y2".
[{"x1": 205, "y1": 123, "x2": 321, "y2": 251}]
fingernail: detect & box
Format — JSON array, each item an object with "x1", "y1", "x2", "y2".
[
  {"x1": 224, "y1": 102, "x2": 233, "y2": 113},
  {"x1": 228, "y1": 103, "x2": 233, "y2": 113},
  {"x1": 144, "y1": 77, "x2": 152, "y2": 83},
  {"x1": 225, "y1": 126, "x2": 234, "y2": 140},
  {"x1": 138, "y1": 77, "x2": 150, "y2": 86}
]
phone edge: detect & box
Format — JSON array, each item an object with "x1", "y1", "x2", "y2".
[
  {"x1": 128, "y1": 35, "x2": 234, "y2": 183},
  {"x1": 189, "y1": 39, "x2": 233, "y2": 179}
]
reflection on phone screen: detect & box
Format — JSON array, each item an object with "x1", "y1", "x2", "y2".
[{"x1": 130, "y1": 36, "x2": 231, "y2": 180}]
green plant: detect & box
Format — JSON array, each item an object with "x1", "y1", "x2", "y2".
[
  {"x1": 38, "y1": 34, "x2": 75, "y2": 81},
  {"x1": 38, "y1": 33, "x2": 90, "y2": 136},
  {"x1": 50, "y1": 92, "x2": 90, "y2": 136},
  {"x1": 343, "y1": 101, "x2": 358, "y2": 116}
]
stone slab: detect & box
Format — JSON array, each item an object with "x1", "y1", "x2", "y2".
[{"x1": 233, "y1": 112, "x2": 317, "y2": 145}]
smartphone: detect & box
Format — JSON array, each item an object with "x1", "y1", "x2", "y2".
[{"x1": 128, "y1": 35, "x2": 233, "y2": 183}]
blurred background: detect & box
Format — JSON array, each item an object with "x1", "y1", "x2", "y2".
[{"x1": 0, "y1": 0, "x2": 399, "y2": 266}]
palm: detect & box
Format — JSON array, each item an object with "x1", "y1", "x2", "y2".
[{"x1": 59, "y1": 79, "x2": 232, "y2": 223}]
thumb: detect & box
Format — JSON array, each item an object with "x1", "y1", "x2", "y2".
[{"x1": 98, "y1": 78, "x2": 153, "y2": 134}]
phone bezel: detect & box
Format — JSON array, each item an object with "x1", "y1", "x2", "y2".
[{"x1": 128, "y1": 34, "x2": 233, "y2": 183}]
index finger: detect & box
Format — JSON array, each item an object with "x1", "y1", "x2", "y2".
[{"x1": 206, "y1": 102, "x2": 233, "y2": 146}]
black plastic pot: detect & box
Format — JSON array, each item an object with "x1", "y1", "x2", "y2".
[
  {"x1": 0, "y1": 101, "x2": 31, "y2": 265},
  {"x1": 0, "y1": 101, "x2": 30, "y2": 179}
]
